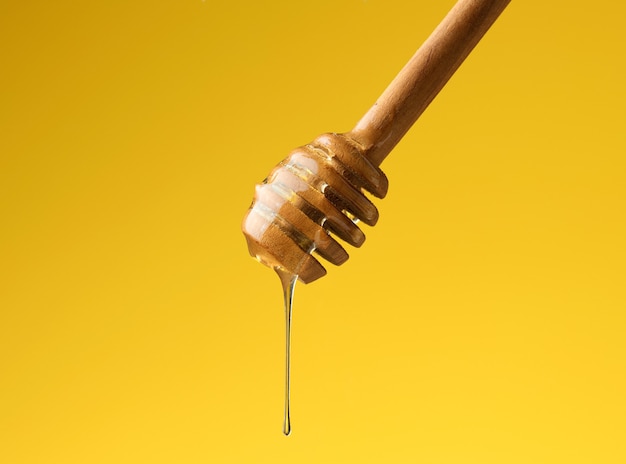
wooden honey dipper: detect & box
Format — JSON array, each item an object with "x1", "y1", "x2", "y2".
[{"x1": 243, "y1": 0, "x2": 511, "y2": 284}]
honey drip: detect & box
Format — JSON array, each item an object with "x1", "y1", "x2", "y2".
[{"x1": 276, "y1": 268, "x2": 297, "y2": 436}]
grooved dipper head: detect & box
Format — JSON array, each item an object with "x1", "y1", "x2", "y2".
[{"x1": 242, "y1": 132, "x2": 388, "y2": 283}]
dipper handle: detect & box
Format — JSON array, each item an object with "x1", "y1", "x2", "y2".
[{"x1": 349, "y1": 0, "x2": 511, "y2": 166}]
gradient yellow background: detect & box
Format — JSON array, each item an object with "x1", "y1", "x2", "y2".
[{"x1": 1, "y1": 1, "x2": 625, "y2": 462}]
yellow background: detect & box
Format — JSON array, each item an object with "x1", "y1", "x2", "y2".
[{"x1": 1, "y1": 1, "x2": 625, "y2": 462}]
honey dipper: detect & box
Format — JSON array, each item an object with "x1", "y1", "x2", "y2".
[{"x1": 243, "y1": 0, "x2": 511, "y2": 283}]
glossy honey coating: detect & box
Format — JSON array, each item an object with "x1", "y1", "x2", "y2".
[{"x1": 242, "y1": 132, "x2": 388, "y2": 283}]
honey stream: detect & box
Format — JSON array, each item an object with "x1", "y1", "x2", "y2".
[{"x1": 276, "y1": 269, "x2": 297, "y2": 436}]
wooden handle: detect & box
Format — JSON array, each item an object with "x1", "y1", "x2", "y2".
[{"x1": 349, "y1": 0, "x2": 511, "y2": 166}]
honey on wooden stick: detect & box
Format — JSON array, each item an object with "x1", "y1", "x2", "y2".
[{"x1": 242, "y1": 0, "x2": 511, "y2": 434}]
